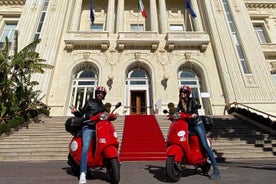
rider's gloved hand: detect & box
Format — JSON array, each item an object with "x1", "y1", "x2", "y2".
[
  {"x1": 190, "y1": 113, "x2": 198, "y2": 119},
  {"x1": 108, "y1": 113, "x2": 118, "y2": 121}
]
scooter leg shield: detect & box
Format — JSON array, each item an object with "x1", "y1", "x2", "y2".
[
  {"x1": 103, "y1": 146, "x2": 118, "y2": 159},
  {"x1": 166, "y1": 145, "x2": 184, "y2": 163}
]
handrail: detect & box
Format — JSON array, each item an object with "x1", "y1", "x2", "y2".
[{"x1": 224, "y1": 102, "x2": 276, "y2": 120}]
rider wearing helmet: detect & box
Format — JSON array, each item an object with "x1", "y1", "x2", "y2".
[
  {"x1": 70, "y1": 86, "x2": 107, "y2": 184},
  {"x1": 176, "y1": 85, "x2": 220, "y2": 180},
  {"x1": 176, "y1": 85, "x2": 198, "y2": 114}
]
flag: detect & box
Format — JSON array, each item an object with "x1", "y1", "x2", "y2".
[
  {"x1": 186, "y1": 0, "x2": 197, "y2": 18},
  {"x1": 138, "y1": 0, "x2": 147, "y2": 18},
  {"x1": 90, "y1": 0, "x2": 95, "y2": 24}
]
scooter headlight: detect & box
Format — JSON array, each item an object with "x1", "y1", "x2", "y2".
[
  {"x1": 70, "y1": 140, "x2": 78, "y2": 152},
  {"x1": 100, "y1": 113, "x2": 109, "y2": 120},
  {"x1": 177, "y1": 130, "x2": 186, "y2": 142},
  {"x1": 177, "y1": 130, "x2": 186, "y2": 137}
]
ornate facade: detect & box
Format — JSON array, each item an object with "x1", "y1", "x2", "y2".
[{"x1": 1, "y1": 0, "x2": 276, "y2": 116}]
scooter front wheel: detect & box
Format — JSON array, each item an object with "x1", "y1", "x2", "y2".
[
  {"x1": 106, "y1": 158, "x2": 120, "y2": 184},
  {"x1": 67, "y1": 153, "x2": 80, "y2": 175},
  {"x1": 166, "y1": 156, "x2": 181, "y2": 182}
]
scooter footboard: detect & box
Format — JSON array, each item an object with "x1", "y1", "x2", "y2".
[
  {"x1": 103, "y1": 145, "x2": 118, "y2": 158},
  {"x1": 166, "y1": 145, "x2": 184, "y2": 163}
]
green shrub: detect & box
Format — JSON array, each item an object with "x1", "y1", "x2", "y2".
[
  {"x1": 7, "y1": 118, "x2": 19, "y2": 129},
  {"x1": 15, "y1": 116, "x2": 25, "y2": 125},
  {"x1": 168, "y1": 102, "x2": 175, "y2": 108},
  {"x1": 36, "y1": 106, "x2": 50, "y2": 116},
  {"x1": 105, "y1": 102, "x2": 112, "y2": 113},
  {"x1": 0, "y1": 123, "x2": 10, "y2": 134},
  {"x1": 167, "y1": 102, "x2": 176, "y2": 115},
  {"x1": 29, "y1": 110, "x2": 39, "y2": 118}
]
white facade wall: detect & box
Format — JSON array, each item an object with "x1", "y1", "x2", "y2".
[{"x1": 1, "y1": 0, "x2": 276, "y2": 116}]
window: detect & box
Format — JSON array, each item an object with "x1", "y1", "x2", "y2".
[
  {"x1": 0, "y1": 23, "x2": 17, "y2": 43},
  {"x1": 272, "y1": 71, "x2": 276, "y2": 86},
  {"x1": 222, "y1": 0, "x2": 250, "y2": 74},
  {"x1": 254, "y1": 25, "x2": 268, "y2": 44},
  {"x1": 130, "y1": 24, "x2": 144, "y2": 32},
  {"x1": 70, "y1": 69, "x2": 98, "y2": 110},
  {"x1": 178, "y1": 70, "x2": 201, "y2": 104},
  {"x1": 127, "y1": 69, "x2": 148, "y2": 85},
  {"x1": 34, "y1": 0, "x2": 49, "y2": 41},
  {"x1": 169, "y1": 24, "x2": 184, "y2": 32},
  {"x1": 90, "y1": 23, "x2": 104, "y2": 31}
]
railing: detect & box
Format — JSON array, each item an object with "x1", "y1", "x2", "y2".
[
  {"x1": 224, "y1": 102, "x2": 276, "y2": 134},
  {"x1": 224, "y1": 102, "x2": 276, "y2": 120}
]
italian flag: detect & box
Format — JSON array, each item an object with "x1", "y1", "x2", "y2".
[{"x1": 138, "y1": 0, "x2": 147, "y2": 18}]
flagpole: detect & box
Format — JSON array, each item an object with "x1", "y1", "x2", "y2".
[
  {"x1": 137, "y1": 6, "x2": 139, "y2": 32},
  {"x1": 184, "y1": 8, "x2": 188, "y2": 31}
]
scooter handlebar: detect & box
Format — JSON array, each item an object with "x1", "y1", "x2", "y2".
[
  {"x1": 89, "y1": 112, "x2": 118, "y2": 122},
  {"x1": 166, "y1": 112, "x2": 191, "y2": 121}
]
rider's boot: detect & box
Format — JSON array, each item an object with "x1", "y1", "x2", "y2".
[{"x1": 210, "y1": 166, "x2": 220, "y2": 180}]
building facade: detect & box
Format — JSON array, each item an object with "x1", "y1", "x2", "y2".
[{"x1": 1, "y1": 0, "x2": 276, "y2": 116}]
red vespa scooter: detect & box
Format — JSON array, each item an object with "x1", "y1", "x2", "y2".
[
  {"x1": 164, "y1": 110, "x2": 211, "y2": 182},
  {"x1": 67, "y1": 102, "x2": 121, "y2": 184}
]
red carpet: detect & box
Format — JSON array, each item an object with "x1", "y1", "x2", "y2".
[{"x1": 119, "y1": 115, "x2": 167, "y2": 161}]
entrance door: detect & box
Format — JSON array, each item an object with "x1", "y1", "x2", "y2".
[{"x1": 130, "y1": 90, "x2": 146, "y2": 115}]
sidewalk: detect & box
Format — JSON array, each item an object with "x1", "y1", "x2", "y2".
[{"x1": 0, "y1": 159, "x2": 275, "y2": 184}]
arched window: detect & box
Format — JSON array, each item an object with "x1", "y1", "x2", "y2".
[
  {"x1": 70, "y1": 69, "x2": 98, "y2": 110},
  {"x1": 178, "y1": 70, "x2": 202, "y2": 105},
  {"x1": 126, "y1": 69, "x2": 148, "y2": 85}
]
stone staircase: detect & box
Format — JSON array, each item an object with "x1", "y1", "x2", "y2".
[
  {"x1": 0, "y1": 115, "x2": 125, "y2": 162},
  {"x1": 156, "y1": 115, "x2": 276, "y2": 161},
  {"x1": 0, "y1": 114, "x2": 275, "y2": 161}
]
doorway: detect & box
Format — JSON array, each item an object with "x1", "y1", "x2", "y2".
[{"x1": 130, "y1": 90, "x2": 147, "y2": 115}]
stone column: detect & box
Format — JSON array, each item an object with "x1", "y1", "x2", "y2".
[
  {"x1": 70, "y1": 0, "x2": 83, "y2": 31},
  {"x1": 106, "y1": 0, "x2": 115, "y2": 33},
  {"x1": 150, "y1": 0, "x2": 158, "y2": 32},
  {"x1": 158, "y1": 0, "x2": 168, "y2": 33},
  {"x1": 191, "y1": 0, "x2": 203, "y2": 31},
  {"x1": 116, "y1": 0, "x2": 124, "y2": 33}
]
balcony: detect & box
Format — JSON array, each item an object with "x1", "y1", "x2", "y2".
[
  {"x1": 64, "y1": 31, "x2": 110, "y2": 52},
  {"x1": 117, "y1": 32, "x2": 159, "y2": 51},
  {"x1": 166, "y1": 32, "x2": 210, "y2": 52},
  {"x1": 261, "y1": 43, "x2": 276, "y2": 58}
]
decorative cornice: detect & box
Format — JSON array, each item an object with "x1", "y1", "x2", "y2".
[
  {"x1": 0, "y1": 0, "x2": 25, "y2": 5},
  {"x1": 245, "y1": 3, "x2": 276, "y2": 9}
]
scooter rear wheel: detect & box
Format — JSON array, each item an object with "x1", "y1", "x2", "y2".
[
  {"x1": 166, "y1": 156, "x2": 181, "y2": 182},
  {"x1": 106, "y1": 158, "x2": 120, "y2": 184},
  {"x1": 199, "y1": 161, "x2": 211, "y2": 175}
]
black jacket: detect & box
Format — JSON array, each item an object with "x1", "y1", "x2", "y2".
[
  {"x1": 176, "y1": 98, "x2": 201, "y2": 126},
  {"x1": 176, "y1": 97, "x2": 199, "y2": 115},
  {"x1": 73, "y1": 99, "x2": 106, "y2": 120}
]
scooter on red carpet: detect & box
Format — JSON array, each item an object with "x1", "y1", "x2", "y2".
[
  {"x1": 163, "y1": 109, "x2": 213, "y2": 182},
  {"x1": 66, "y1": 102, "x2": 121, "y2": 184}
]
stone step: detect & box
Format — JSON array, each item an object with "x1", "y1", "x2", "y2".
[
  {"x1": 0, "y1": 115, "x2": 275, "y2": 161},
  {"x1": 0, "y1": 147, "x2": 68, "y2": 153}
]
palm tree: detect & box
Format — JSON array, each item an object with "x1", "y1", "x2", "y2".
[{"x1": 0, "y1": 32, "x2": 53, "y2": 122}]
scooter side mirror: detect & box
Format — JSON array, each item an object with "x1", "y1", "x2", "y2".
[
  {"x1": 163, "y1": 109, "x2": 169, "y2": 114},
  {"x1": 111, "y1": 102, "x2": 122, "y2": 114},
  {"x1": 115, "y1": 102, "x2": 122, "y2": 109}
]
